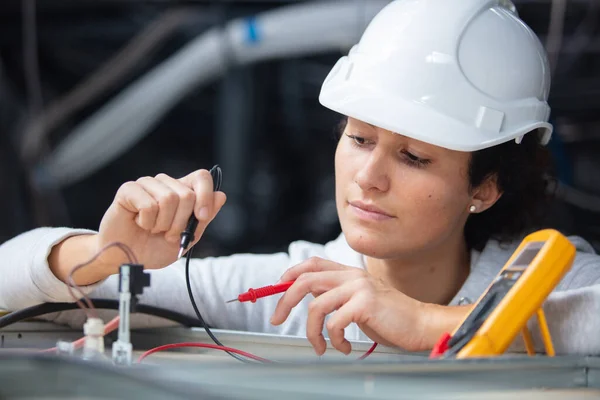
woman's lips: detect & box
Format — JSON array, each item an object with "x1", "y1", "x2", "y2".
[{"x1": 348, "y1": 201, "x2": 395, "y2": 221}]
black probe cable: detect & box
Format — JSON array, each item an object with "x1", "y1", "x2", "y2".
[
  {"x1": 181, "y1": 164, "x2": 252, "y2": 363},
  {"x1": 184, "y1": 245, "x2": 253, "y2": 363},
  {"x1": 0, "y1": 300, "x2": 202, "y2": 330}
]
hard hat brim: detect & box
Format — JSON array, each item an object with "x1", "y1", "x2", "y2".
[{"x1": 319, "y1": 81, "x2": 552, "y2": 152}]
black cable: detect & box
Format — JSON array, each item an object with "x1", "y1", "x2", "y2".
[
  {"x1": 184, "y1": 245, "x2": 252, "y2": 363},
  {"x1": 0, "y1": 299, "x2": 202, "y2": 330}
]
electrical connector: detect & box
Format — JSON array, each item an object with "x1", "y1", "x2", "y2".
[
  {"x1": 82, "y1": 317, "x2": 105, "y2": 360},
  {"x1": 112, "y1": 264, "x2": 150, "y2": 366},
  {"x1": 122, "y1": 264, "x2": 151, "y2": 312},
  {"x1": 112, "y1": 340, "x2": 133, "y2": 366},
  {"x1": 56, "y1": 340, "x2": 75, "y2": 356}
]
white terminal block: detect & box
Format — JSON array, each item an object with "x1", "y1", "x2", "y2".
[{"x1": 82, "y1": 317, "x2": 105, "y2": 360}]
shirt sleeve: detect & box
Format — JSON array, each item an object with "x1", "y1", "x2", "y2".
[
  {"x1": 516, "y1": 251, "x2": 600, "y2": 355},
  {"x1": 532, "y1": 284, "x2": 600, "y2": 355},
  {"x1": 0, "y1": 227, "x2": 101, "y2": 310}
]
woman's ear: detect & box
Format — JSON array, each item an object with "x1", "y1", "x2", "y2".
[{"x1": 470, "y1": 174, "x2": 503, "y2": 213}]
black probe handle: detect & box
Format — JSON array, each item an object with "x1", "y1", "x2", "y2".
[
  {"x1": 179, "y1": 165, "x2": 222, "y2": 252},
  {"x1": 181, "y1": 216, "x2": 200, "y2": 246}
]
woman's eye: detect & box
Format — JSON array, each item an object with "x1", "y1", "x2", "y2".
[
  {"x1": 346, "y1": 134, "x2": 367, "y2": 146},
  {"x1": 405, "y1": 151, "x2": 420, "y2": 161},
  {"x1": 401, "y1": 150, "x2": 431, "y2": 168}
]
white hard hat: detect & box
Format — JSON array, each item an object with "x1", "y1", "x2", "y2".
[{"x1": 319, "y1": 0, "x2": 553, "y2": 152}]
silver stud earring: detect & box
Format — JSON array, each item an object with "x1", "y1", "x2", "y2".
[{"x1": 469, "y1": 205, "x2": 477, "y2": 213}]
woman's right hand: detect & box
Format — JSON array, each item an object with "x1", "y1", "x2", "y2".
[{"x1": 50, "y1": 169, "x2": 226, "y2": 284}]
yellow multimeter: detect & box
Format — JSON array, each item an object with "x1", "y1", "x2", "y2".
[{"x1": 436, "y1": 229, "x2": 576, "y2": 359}]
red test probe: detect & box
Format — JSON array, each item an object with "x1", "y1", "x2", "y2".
[{"x1": 226, "y1": 281, "x2": 295, "y2": 303}]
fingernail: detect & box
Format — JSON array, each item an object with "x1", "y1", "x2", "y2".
[{"x1": 198, "y1": 207, "x2": 209, "y2": 220}]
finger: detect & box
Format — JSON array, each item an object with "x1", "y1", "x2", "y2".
[
  {"x1": 325, "y1": 303, "x2": 363, "y2": 356},
  {"x1": 154, "y1": 173, "x2": 196, "y2": 242},
  {"x1": 326, "y1": 293, "x2": 369, "y2": 355},
  {"x1": 305, "y1": 284, "x2": 355, "y2": 356},
  {"x1": 270, "y1": 269, "x2": 362, "y2": 326},
  {"x1": 191, "y1": 191, "x2": 227, "y2": 246},
  {"x1": 136, "y1": 176, "x2": 179, "y2": 234},
  {"x1": 179, "y1": 169, "x2": 215, "y2": 222},
  {"x1": 115, "y1": 181, "x2": 159, "y2": 231},
  {"x1": 279, "y1": 257, "x2": 350, "y2": 283}
]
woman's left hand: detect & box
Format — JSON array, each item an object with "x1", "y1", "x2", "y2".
[{"x1": 269, "y1": 257, "x2": 435, "y2": 356}]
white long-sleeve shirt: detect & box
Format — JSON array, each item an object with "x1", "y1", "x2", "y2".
[{"x1": 1, "y1": 227, "x2": 600, "y2": 355}]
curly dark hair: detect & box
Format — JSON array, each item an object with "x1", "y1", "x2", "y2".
[
  {"x1": 336, "y1": 118, "x2": 555, "y2": 252},
  {"x1": 466, "y1": 130, "x2": 555, "y2": 251}
]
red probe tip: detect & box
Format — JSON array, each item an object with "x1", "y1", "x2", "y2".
[{"x1": 225, "y1": 298, "x2": 239, "y2": 304}]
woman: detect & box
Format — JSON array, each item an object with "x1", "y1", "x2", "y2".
[{"x1": 2, "y1": 0, "x2": 600, "y2": 356}]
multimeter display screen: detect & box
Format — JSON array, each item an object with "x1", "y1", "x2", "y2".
[
  {"x1": 511, "y1": 242, "x2": 544, "y2": 267},
  {"x1": 445, "y1": 242, "x2": 545, "y2": 354}
]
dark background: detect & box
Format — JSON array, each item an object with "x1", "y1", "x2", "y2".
[{"x1": 1, "y1": 0, "x2": 599, "y2": 257}]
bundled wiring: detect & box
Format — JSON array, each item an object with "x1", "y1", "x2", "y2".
[
  {"x1": 66, "y1": 241, "x2": 137, "y2": 319},
  {"x1": 1, "y1": 220, "x2": 379, "y2": 362},
  {"x1": 0, "y1": 300, "x2": 203, "y2": 330},
  {"x1": 0, "y1": 300, "x2": 377, "y2": 363},
  {"x1": 0, "y1": 296, "x2": 378, "y2": 361},
  {"x1": 4, "y1": 232, "x2": 378, "y2": 361}
]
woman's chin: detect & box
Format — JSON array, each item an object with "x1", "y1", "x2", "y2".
[{"x1": 344, "y1": 229, "x2": 393, "y2": 259}]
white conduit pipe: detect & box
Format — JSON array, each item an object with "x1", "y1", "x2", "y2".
[{"x1": 36, "y1": 0, "x2": 390, "y2": 187}]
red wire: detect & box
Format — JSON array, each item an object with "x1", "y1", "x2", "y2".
[
  {"x1": 137, "y1": 341, "x2": 379, "y2": 363},
  {"x1": 137, "y1": 342, "x2": 271, "y2": 363},
  {"x1": 359, "y1": 342, "x2": 378, "y2": 360}
]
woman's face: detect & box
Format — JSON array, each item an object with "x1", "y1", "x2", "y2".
[{"x1": 335, "y1": 118, "x2": 477, "y2": 260}]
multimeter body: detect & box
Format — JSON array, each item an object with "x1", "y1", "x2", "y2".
[{"x1": 440, "y1": 229, "x2": 576, "y2": 358}]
